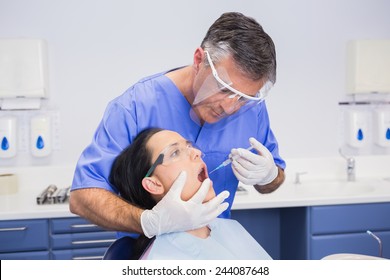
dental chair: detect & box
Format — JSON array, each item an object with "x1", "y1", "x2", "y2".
[{"x1": 103, "y1": 236, "x2": 137, "y2": 260}]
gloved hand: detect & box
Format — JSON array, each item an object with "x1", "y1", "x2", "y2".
[
  {"x1": 231, "y1": 137, "x2": 278, "y2": 186},
  {"x1": 140, "y1": 171, "x2": 229, "y2": 238}
]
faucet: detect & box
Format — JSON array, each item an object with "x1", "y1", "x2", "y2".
[
  {"x1": 339, "y1": 149, "x2": 355, "y2": 182},
  {"x1": 346, "y1": 157, "x2": 356, "y2": 182},
  {"x1": 294, "y1": 172, "x2": 307, "y2": 184}
]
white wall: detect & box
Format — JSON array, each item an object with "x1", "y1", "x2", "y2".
[{"x1": 1, "y1": 0, "x2": 390, "y2": 167}]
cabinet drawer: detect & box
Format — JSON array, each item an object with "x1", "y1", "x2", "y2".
[
  {"x1": 0, "y1": 251, "x2": 50, "y2": 260},
  {"x1": 51, "y1": 247, "x2": 108, "y2": 260},
  {"x1": 310, "y1": 203, "x2": 390, "y2": 235},
  {"x1": 51, "y1": 231, "x2": 117, "y2": 249},
  {"x1": 310, "y1": 231, "x2": 390, "y2": 260},
  {"x1": 0, "y1": 219, "x2": 49, "y2": 253},
  {"x1": 50, "y1": 217, "x2": 106, "y2": 234}
]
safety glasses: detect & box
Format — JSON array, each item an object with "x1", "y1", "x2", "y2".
[
  {"x1": 204, "y1": 51, "x2": 273, "y2": 103},
  {"x1": 144, "y1": 140, "x2": 204, "y2": 178}
]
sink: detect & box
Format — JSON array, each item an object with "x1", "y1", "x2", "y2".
[{"x1": 294, "y1": 180, "x2": 377, "y2": 196}]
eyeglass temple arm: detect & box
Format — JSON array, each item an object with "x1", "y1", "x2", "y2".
[{"x1": 144, "y1": 154, "x2": 164, "y2": 178}]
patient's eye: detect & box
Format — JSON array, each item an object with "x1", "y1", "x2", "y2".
[
  {"x1": 187, "y1": 142, "x2": 194, "y2": 149},
  {"x1": 168, "y1": 147, "x2": 182, "y2": 159}
]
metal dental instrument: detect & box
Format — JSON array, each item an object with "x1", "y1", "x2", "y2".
[
  {"x1": 36, "y1": 184, "x2": 57, "y2": 205},
  {"x1": 209, "y1": 146, "x2": 254, "y2": 174}
]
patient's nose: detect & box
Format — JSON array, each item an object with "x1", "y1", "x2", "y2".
[{"x1": 189, "y1": 147, "x2": 201, "y2": 160}]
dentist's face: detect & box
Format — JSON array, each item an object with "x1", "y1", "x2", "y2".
[
  {"x1": 146, "y1": 130, "x2": 215, "y2": 202},
  {"x1": 192, "y1": 54, "x2": 264, "y2": 123}
]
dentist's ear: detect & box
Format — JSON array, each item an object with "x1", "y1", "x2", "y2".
[
  {"x1": 142, "y1": 177, "x2": 164, "y2": 195},
  {"x1": 193, "y1": 47, "x2": 204, "y2": 72}
]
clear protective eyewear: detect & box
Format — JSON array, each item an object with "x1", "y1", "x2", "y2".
[
  {"x1": 203, "y1": 51, "x2": 273, "y2": 104},
  {"x1": 144, "y1": 140, "x2": 204, "y2": 178}
]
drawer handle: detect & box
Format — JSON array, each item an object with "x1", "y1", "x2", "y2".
[
  {"x1": 70, "y1": 224, "x2": 98, "y2": 229},
  {"x1": 72, "y1": 255, "x2": 103, "y2": 260},
  {"x1": 0, "y1": 226, "x2": 28, "y2": 232},
  {"x1": 72, "y1": 238, "x2": 116, "y2": 245}
]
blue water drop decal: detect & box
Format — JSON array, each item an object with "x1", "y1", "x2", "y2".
[
  {"x1": 1, "y1": 137, "x2": 9, "y2": 151},
  {"x1": 36, "y1": 136, "x2": 45, "y2": 150},
  {"x1": 386, "y1": 128, "x2": 390, "y2": 140},
  {"x1": 357, "y1": 129, "x2": 364, "y2": 141}
]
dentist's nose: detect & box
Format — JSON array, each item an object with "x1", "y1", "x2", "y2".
[{"x1": 220, "y1": 97, "x2": 240, "y2": 115}]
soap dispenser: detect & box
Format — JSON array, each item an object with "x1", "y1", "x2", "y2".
[
  {"x1": 344, "y1": 110, "x2": 368, "y2": 148},
  {"x1": 0, "y1": 116, "x2": 17, "y2": 158},
  {"x1": 374, "y1": 109, "x2": 390, "y2": 148},
  {"x1": 30, "y1": 115, "x2": 51, "y2": 157}
]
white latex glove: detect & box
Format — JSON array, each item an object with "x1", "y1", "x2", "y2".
[
  {"x1": 231, "y1": 137, "x2": 278, "y2": 186},
  {"x1": 140, "y1": 171, "x2": 230, "y2": 238}
]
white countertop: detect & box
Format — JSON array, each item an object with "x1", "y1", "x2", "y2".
[
  {"x1": 1, "y1": 155, "x2": 390, "y2": 220},
  {"x1": 0, "y1": 165, "x2": 77, "y2": 220},
  {"x1": 232, "y1": 154, "x2": 390, "y2": 210},
  {"x1": 232, "y1": 177, "x2": 390, "y2": 210},
  {"x1": 0, "y1": 190, "x2": 75, "y2": 220}
]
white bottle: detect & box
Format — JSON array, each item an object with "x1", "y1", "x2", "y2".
[
  {"x1": 30, "y1": 115, "x2": 51, "y2": 157},
  {"x1": 0, "y1": 116, "x2": 17, "y2": 158},
  {"x1": 373, "y1": 109, "x2": 390, "y2": 148},
  {"x1": 344, "y1": 110, "x2": 368, "y2": 148}
]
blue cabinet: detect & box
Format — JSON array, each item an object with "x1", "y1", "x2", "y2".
[
  {"x1": 2, "y1": 203, "x2": 389, "y2": 260},
  {"x1": 50, "y1": 217, "x2": 117, "y2": 260},
  {"x1": 0, "y1": 217, "x2": 117, "y2": 260},
  {"x1": 51, "y1": 247, "x2": 109, "y2": 260},
  {"x1": 0, "y1": 251, "x2": 50, "y2": 260},
  {"x1": 281, "y1": 203, "x2": 390, "y2": 259},
  {"x1": 0, "y1": 219, "x2": 50, "y2": 260}
]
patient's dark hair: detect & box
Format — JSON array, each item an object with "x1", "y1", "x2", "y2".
[{"x1": 109, "y1": 127, "x2": 163, "y2": 259}]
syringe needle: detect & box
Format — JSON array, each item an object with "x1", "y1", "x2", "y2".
[
  {"x1": 209, "y1": 146, "x2": 254, "y2": 174},
  {"x1": 208, "y1": 167, "x2": 219, "y2": 174}
]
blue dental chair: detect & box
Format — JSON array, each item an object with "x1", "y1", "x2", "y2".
[{"x1": 103, "y1": 236, "x2": 137, "y2": 260}]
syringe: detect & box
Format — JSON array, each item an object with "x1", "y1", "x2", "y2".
[{"x1": 209, "y1": 146, "x2": 254, "y2": 174}]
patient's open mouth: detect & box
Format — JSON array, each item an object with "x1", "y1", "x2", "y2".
[{"x1": 197, "y1": 165, "x2": 208, "y2": 182}]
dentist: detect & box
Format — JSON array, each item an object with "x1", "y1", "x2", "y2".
[{"x1": 70, "y1": 12, "x2": 286, "y2": 239}]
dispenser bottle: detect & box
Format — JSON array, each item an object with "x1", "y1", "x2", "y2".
[
  {"x1": 374, "y1": 109, "x2": 390, "y2": 148},
  {"x1": 345, "y1": 110, "x2": 368, "y2": 148},
  {"x1": 0, "y1": 116, "x2": 17, "y2": 158},
  {"x1": 30, "y1": 115, "x2": 51, "y2": 157}
]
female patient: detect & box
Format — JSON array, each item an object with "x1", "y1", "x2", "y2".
[{"x1": 109, "y1": 127, "x2": 272, "y2": 260}]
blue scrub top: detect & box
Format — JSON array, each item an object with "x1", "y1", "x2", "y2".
[{"x1": 72, "y1": 71, "x2": 286, "y2": 217}]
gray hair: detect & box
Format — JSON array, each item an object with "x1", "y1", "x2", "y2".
[{"x1": 201, "y1": 12, "x2": 276, "y2": 84}]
